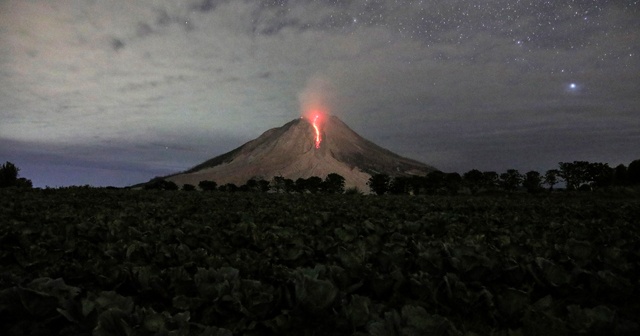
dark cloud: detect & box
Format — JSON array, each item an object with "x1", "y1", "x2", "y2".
[
  {"x1": 193, "y1": 0, "x2": 223, "y2": 13},
  {"x1": 111, "y1": 38, "x2": 125, "y2": 51},
  {"x1": 136, "y1": 22, "x2": 154, "y2": 37}
]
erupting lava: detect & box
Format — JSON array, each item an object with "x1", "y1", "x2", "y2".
[
  {"x1": 299, "y1": 76, "x2": 332, "y2": 150},
  {"x1": 312, "y1": 114, "x2": 322, "y2": 148}
]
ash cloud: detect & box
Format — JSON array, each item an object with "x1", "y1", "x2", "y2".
[{"x1": 298, "y1": 76, "x2": 337, "y2": 120}]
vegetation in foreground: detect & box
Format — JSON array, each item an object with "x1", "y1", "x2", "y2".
[{"x1": 1, "y1": 188, "x2": 639, "y2": 335}]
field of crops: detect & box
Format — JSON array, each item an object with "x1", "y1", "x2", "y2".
[{"x1": 1, "y1": 188, "x2": 639, "y2": 335}]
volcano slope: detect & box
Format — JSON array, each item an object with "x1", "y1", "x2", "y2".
[{"x1": 165, "y1": 116, "x2": 437, "y2": 192}]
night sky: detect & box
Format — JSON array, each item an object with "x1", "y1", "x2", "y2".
[{"x1": 1, "y1": 0, "x2": 638, "y2": 187}]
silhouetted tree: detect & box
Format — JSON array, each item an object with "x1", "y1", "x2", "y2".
[
  {"x1": 145, "y1": 178, "x2": 178, "y2": 190},
  {"x1": 463, "y1": 169, "x2": 484, "y2": 194},
  {"x1": 544, "y1": 169, "x2": 560, "y2": 190},
  {"x1": 258, "y1": 180, "x2": 271, "y2": 192},
  {"x1": 182, "y1": 184, "x2": 196, "y2": 191},
  {"x1": 272, "y1": 176, "x2": 286, "y2": 193},
  {"x1": 523, "y1": 171, "x2": 543, "y2": 193},
  {"x1": 295, "y1": 178, "x2": 307, "y2": 193},
  {"x1": 0, "y1": 161, "x2": 30, "y2": 188},
  {"x1": 558, "y1": 161, "x2": 615, "y2": 190},
  {"x1": 587, "y1": 162, "x2": 613, "y2": 188},
  {"x1": 627, "y1": 159, "x2": 640, "y2": 185},
  {"x1": 305, "y1": 176, "x2": 323, "y2": 193},
  {"x1": 444, "y1": 173, "x2": 462, "y2": 194},
  {"x1": 500, "y1": 169, "x2": 523, "y2": 192},
  {"x1": 406, "y1": 175, "x2": 426, "y2": 195},
  {"x1": 323, "y1": 173, "x2": 345, "y2": 194},
  {"x1": 16, "y1": 178, "x2": 33, "y2": 189},
  {"x1": 424, "y1": 171, "x2": 446, "y2": 194},
  {"x1": 283, "y1": 178, "x2": 296, "y2": 193},
  {"x1": 198, "y1": 180, "x2": 217, "y2": 191},
  {"x1": 368, "y1": 173, "x2": 390, "y2": 195},
  {"x1": 482, "y1": 171, "x2": 500, "y2": 191},
  {"x1": 243, "y1": 179, "x2": 259, "y2": 192},
  {"x1": 389, "y1": 176, "x2": 410, "y2": 194},
  {"x1": 219, "y1": 183, "x2": 238, "y2": 192},
  {"x1": 558, "y1": 161, "x2": 591, "y2": 190},
  {"x1": 294, "y1": 176, "x2": 325, "y2": 193},
  {"x1": 613, "y1": 164, "x2": 628, "y2": 186}
]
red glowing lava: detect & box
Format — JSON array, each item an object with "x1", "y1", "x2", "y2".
[
  {"x1": 312, "y1": 114, "x2": 321, "y2": 148},
  {"x1": 303, "y1": 111, "x2": 325, "y2": 149}
]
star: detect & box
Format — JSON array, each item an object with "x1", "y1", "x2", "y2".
[{"x1": 566, "y1": 82, "x2": 582, "y2": 94}]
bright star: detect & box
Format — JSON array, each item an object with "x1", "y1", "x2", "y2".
[{"x1": 566, "y1": 82, "x2": 582, "y2": 93}]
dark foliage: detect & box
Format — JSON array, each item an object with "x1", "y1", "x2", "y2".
[
  {"x1": 367, "y1": 174, "x2": 391, "y2": 195},
  {"x1": 323, "y1": 173, "x2": 346, "y2": 194},
  {"x1": 0, "y1": 161, "x2": 32, "y2": 188},
  {"x1": 144, "y1": 178, "x2": 179, "y2": 190},
  {"x1": 199, "y1": 180, "x2": 218, "y2": 191},
  {"x1": 1, "y1": 188, "x2": 639, "y2": 335},
  {"x1": 628, "y1": 159, "x2": 640, "y2": 185}
]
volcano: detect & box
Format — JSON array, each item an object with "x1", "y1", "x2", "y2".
[{"x1": 164, "y1": 115, "x2": 437, "y2": 192}]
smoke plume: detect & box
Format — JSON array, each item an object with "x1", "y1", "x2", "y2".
[{"x1": 298, "y1": 76, "x2": 336, "y2": 121}]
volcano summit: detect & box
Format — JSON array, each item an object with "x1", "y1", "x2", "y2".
[{"x1": 164, "y1": 116, "x2": 437, "y2": 192}]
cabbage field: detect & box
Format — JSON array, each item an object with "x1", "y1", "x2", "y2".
[{"x1": 1, "y1": 188, "x2": 639, "y2": 335}]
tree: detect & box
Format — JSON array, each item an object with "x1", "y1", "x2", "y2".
[
  {"x1": 164, "y1": 181, "x2": 179, "y2": 190},
  {"x1": 389, "y1": 176, "x2": 410, "y2": 194},
  {"x1": 295, "y1": 178, "x2": 307, "y2": 193},
  {"x1": 424, "y1": 171, "x2": 446, "y2": 194},
  {"x1": 243, "y1": 179, "x2": 259, "y2": 192},
  {"x1": 444, "y1": 173, "x2": 462, "y2": 194},
  {"x1": 294, "y1": 176, "x2": 324, "y2": 193},
  {"x1": 198, "y1": 180, "x2": 217, "y2": 191},
  {"x1": 612, "y1": 164, "x2": 628, "y2": 186},
  {"x1": 272, "y1": 176, "x2": 286, "y2": 193},
  {"x1": 145, "y1": 178, "x2": 178, "y2": 190},
  {"x1": 558, "y1": 161, "x2": 590, "y2": 190},
  {"x1": 522, "y1": 171, "x2": 543, "y2": 193},
  {"x1": 182, "y1": 184, "x2": 196, "y2": 191},
  {"x1": 407, "y1": 175, "x2": 426, "y2": 195},
  {"x1": 258, "y1": 180, "x2": 271, "y2": 192},
  {"x1": 463, "y1": 169, "x2": 484, "y2": 194},
  {"x1": 219, "y1": 183, "x2": 238, "y2": 192},
  {"x1": 586, "y1": 162, "x2": 613, "y2": 188},
  {"x1": 558, "y1": 161, "x2": 614, "y2": 190},
  {"x1": 305, "y1": 176, "x2": 323, "y2": 193},
  {"x1": 16, "y1": 178, "x2": 33, "y2": 189},
  {"x1": 500, "y1": 169, "x2": 523, "y2": 192},
  {"x1": 544, "y1": 169, "x2": 560, "y2": 190},
  {"x1": 323, "y1": 173, "x2": 345, "y2": 194},
  {"x1": 482, "y1": 171, "x2": 500, "y2": 191},
  {"x1": 0, "y1": 161, "x2": 31, "y2": 188},
  {"x1": 367, "y1": 173, "x2": 390, "y2": 195},
  {"x1": 283, "y1": 178, "x2": 296, "y2": 193},
  {"x1": 628, "y1": 159, "x2": 640, "y2": 185}
]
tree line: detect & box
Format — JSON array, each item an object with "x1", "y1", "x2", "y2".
[
  {"x1": 3, "y1": 159, "x2": 639, "y2": 194},
  {"x1": 367, "y1": 159, "x2": 640, "y2": 195},
  {"x1": 144, "y1": 173, "x2": 350, "y2": 194}
]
